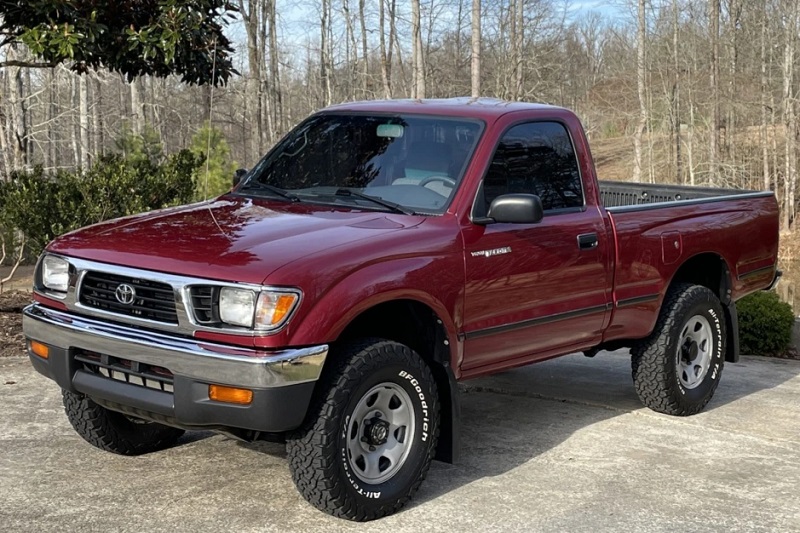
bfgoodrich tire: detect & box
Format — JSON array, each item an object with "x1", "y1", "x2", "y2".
[
  {"x1": 286, "y1": 339, "x2": 440, "y2": 521},
  {"x1": 631, "y1": 283, "x2": 726, "y2": 416},
  {"x1": 63, "y1": 390, "x2": 185, "y2": 455}
]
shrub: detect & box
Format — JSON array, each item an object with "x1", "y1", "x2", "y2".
[
  {"x1": 189, "y1": 122, "x2": 238, "y2": 199},
  {"x1": 737, "y1": 291, "x2": 795, "y2": 356},
  {"x1": 0, "y1": 151, "x2": 201, "y2": 257}
]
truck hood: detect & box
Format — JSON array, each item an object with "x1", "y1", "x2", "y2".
[{"x1": 48, "y1": 196, "x2": 422, "y2": 285}]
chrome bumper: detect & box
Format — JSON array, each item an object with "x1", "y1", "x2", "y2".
[{"x1": 23, "y1": 304, "x2": 328, "y2": 389}]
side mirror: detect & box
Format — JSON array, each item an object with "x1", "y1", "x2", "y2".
[
  {"x1": 476, "y1": 194, "x2": 544, "y2": 225},
  {"x1": 233, "y1": 168, "x2": 248, "y2": 187}
]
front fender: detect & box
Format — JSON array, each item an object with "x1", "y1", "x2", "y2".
[{"x1": 286, "y1": 255, "x2": 464, "y2": 368}]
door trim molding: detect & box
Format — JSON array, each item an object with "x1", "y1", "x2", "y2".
[{"x1": 461, "y1": 303, "x2": 610, "y2": 340}]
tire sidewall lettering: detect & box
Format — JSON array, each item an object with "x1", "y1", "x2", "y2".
[
  {"x1": 676, "y1": 302, "x2": 725, "y2": 397},
  {"x1": 338, "y1": 366, "x2": 434, "y2": 501}
]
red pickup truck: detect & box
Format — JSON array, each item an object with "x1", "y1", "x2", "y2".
[{"x1": 24, "y1": 99, "x2": 779, "y2": 521}]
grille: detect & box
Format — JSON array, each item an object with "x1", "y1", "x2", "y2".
[
  {"x1": 189, "y1": 286, "x2": 221, "y2": 325},
  {"x1": 79, "y1": 271, "x2": 178, "y2": 324},
  {"x1": 75, "y1": 350, "x2": 174, "y2": 393}
]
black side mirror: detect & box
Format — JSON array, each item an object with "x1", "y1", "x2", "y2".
[
  {"x1": 233, "y1": 168, "x2": 248, "y2": 187},
  {"x1": 475, "y1": 194, "x2": 544, "y2": 225}
]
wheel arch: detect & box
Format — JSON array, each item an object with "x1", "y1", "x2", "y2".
[
  {"x1": 328, "y1": 299, "x2": 461, "y2": 464},
  {"x1": 667, "y1": 252, "x2": 739, "y2": 362}
]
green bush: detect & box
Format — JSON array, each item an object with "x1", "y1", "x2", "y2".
[
  {"x1": 737, "y1": 291, "x2": 795, "y2": 356},
  {"x1": 0, "y1": 151, "x2": 202, "y2": 257},
  {"x1": 189, "y1": 121, "x2": 238, "y2": 199}
]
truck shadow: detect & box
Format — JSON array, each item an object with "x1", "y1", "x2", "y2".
[
  {"x1": 409, "y1": 350, "x2": 800, "y2": 507},
  {"x1": 231, "y1": 351, "x2": 799, "y2": 509}
]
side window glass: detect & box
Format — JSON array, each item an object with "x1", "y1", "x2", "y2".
[{"x1": 481, "y1": 122, "x2": 583, "y2": 213}]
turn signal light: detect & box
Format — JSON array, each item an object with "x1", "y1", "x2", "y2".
[
  {"x1": 29, "y1": 340, "x2": 49, "y2": 359},
  {"x1": 208, "y1": 384, "x2": 253, "y2": 405}
]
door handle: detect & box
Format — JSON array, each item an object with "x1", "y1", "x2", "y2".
[{"x1": 577, "y1": 233, "x2": 599, "y2": 250}]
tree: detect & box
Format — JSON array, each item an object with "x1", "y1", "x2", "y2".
[
  {"x1": 190, "y1": 122, "x2": 238, "y2": 199},
  {"x1": 633, "y1": 0, "x2": 647, "y2": 183},
  {"x1": 1, "y1": 0, "x2": 237, "y2": 85},
  {"x1": 471, "y1": 0, "x2": 481, "y2": 98},
  {"x1": 412, "y1": 0, "x2": 425, "y2": 98},
  {"x1": 709, "y1": 0, "x2": 720, "y2": 184}
]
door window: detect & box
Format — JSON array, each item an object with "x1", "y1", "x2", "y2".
[{"x1": 476, "y1": 122, "x2": 583, "y2": 216}]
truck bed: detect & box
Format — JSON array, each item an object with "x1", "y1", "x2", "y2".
[
  {"x1": 599, "y1": 180, "x2": 767, "y2": 210},
  {"x1": 598, "y1": 180, "x2": 779, "y2": 344}
]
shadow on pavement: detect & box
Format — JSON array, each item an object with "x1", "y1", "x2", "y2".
[{"x1": 229, "y1": 350, "x2": 800, "y2": 509}]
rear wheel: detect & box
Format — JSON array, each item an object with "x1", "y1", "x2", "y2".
[
  {"x1": 631, "y1": 283, "x2": 726, "y2": 416},
  {"x1": 286, "y1": 339, "x2": 440, "y2": 521},
  {"x1": 62, "y1": 390, "x2": 185, "y2": 455}
]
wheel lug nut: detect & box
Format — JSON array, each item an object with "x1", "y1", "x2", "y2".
[
  {"x1": 375, "y1": 412, "x2": 382, "y2": 418},
  {"x1": 369, "y1": 446, "x2": 376, "y2": 451}
]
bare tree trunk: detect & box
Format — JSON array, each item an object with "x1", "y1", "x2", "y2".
[
  {"x1": 267, "y1": 0, "x2": 282, "y2": 134},
  {"x1": 78, "y1": 75, "x2": 89, "y2": 168},
  {"x1": 673, "y1": 0, "x2": 682, "y2": 183},
  {"x1": 46, "y1": 68, "x2": 56, "y2": 170},
  {"x1": 709, "y1": 0, "x2": 720, "y2": 185},
  {"x1": 633, "y1": 0, "x2": 646, "y2": 183},
  {"x1": 92, "y1": 73, "x2": 103, "y2": 159},
  {"x1": 727, "y1": 0, "x2": 741, "y2": 177},
  {"x1": 0, "y1": 109, "x2": 11, "y2": 178},
  {"x1": 342, "y1": 0, "x2": 357, "y2": 98},
  {"x1": 7, "y1": 46, "x2": 29, "y2": 170},
  {"x1": 379, "y1": 0, "x2": 393, "y2": 98},
  {"x1": 782, "y1": 0, "x2": 798, "y2": 230},
  {"x1": 761, "y1": 0, "x2": 770, "y2": 191},
  {"x1": 130, "y1": 79, "x2": 143, "y2": 136},
  {"x1": 239, "y1": 0, "x2": 264, "y2": 155},
  {"x1": 320, "y1": 0, "x2": 333, "y2": 106},
  {"x1": 71, "y1": 75, "x2": 80, "y2": 167},
  {"x1": 391, "y1": 7, "x2": 407, "y2": 96},
  {"x1": 412, "y1": 0, "x2": 425, "y2": 98},
  {"x1": 471, "y1": 0, "x2": 481, "y2": 98},
  {"x1": 359, "y1": 0, "x2": 369, "y2": 96},
  {"x1": 513, "y1": 0, "x2": 524, "y2": 100},
  {"x1": 259, "y1": 1, "x2": 272, "y2": 145}
]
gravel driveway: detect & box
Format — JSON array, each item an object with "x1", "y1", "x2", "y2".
[{"x1": 1, "y1": 351, "x2": 799, "y2": 533}]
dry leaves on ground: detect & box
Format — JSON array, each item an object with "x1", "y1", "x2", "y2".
[{"x1": 0, "y1": 291, "x2": 31, "y2": 358}]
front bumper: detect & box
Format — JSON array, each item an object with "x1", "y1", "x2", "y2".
[{"x1": 23, "y1": 304, "x2": 328, "y2": 433}]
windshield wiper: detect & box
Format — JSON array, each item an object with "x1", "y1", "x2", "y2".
[
  {"x1": 334, "y1": 188, "x2": 415, "y2": 215},
  {"x1": 239, "y1": 182, "x2": 301, "y2": 202}
]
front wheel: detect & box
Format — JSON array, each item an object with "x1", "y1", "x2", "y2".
[
  {"x1": 631, "y1": 283, "x2": 726, "y2": 416},
  {"x1": 62, "y1": 390, "x2": 185, "y2": 455},
  {"x1": 286, "y1": 339, "x2": 440, "y2": 521}
]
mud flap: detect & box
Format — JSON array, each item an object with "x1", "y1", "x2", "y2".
[
  {"x1": 724, "y1": 301, "x2": 739, "y2": 363},
  {"x1": 433, "y1": 362, "x2": 460, "y2": 464}
]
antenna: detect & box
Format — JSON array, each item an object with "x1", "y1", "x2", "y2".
[{"x1": 204, "y1": 37, "x2": 218, "y2": 200}]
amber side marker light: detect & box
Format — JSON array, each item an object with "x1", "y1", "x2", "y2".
[
  {"x1": 208, "y1": 384, "x2": 253, "y2": 405},
  {"x1": 29, "y1": 340, "x2": 49, "y2": 359}
]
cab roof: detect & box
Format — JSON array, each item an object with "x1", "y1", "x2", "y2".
[{"x1": 320, "y1": 97, "x2": 568, "y2": 122}]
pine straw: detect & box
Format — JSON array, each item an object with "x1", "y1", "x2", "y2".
[{"x1": 0, "y1": 291, "x2": 31, "y2": 358}]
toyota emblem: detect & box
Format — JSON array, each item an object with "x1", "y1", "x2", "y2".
[{"x1": 115, "y1": 283, "x2": 136, "y2": 305}]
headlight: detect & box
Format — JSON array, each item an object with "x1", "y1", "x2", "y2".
[
  {"x1": 41, "y1": 255, "x2": 70, "y2": 293},
  {"x1": 219, "y1": 287, "x2": 256, "y2": 327},
  {"x1": 218, "y1": 287, "x2": 300, "y2": 330}
]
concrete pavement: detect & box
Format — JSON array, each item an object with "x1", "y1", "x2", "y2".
[{"x1": 1, "y1": 350, "x2": 799, "y2": 533}]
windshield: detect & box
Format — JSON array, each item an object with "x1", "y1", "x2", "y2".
[{"x1": 238, "y1": 114, "x2": 483, "y2": 214}]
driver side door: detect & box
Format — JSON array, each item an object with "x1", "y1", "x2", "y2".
[{"x1": 460, "y1": 121, "x2": 612, "y2": 372}]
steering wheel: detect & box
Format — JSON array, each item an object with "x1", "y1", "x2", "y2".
[{"x1": 419, "y1": 175, "x2": 457, "y2": 189}]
